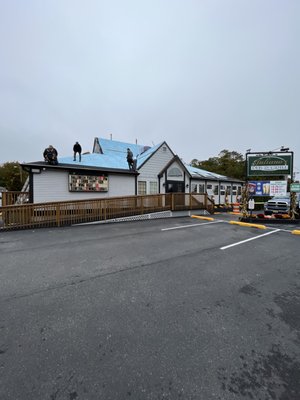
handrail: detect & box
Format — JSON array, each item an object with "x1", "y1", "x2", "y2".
[{"x1": 0, "y1": 193, "x2": 213, "y2": 231}]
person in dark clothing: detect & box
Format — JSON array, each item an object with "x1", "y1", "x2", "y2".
[
  {"x1": 43, "y1": 145, "x2": 58, "y2": 165},
  {"x1": 126, "y1": 148, "x2": 134, "y2": 170},
  {"x1": 73, "y1": 141, "x2": 82, "y2": 162}
]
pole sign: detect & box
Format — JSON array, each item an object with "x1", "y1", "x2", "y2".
[
  {"x1": 269, "y1": 180, "x2": 287, "y2": 196},
  {"x1": 248, "y1": 181, "x2": 270, "y2": 196},
  {"x1": 247, "y1": 153, "x2": 293, "y2": 177},
  {"x1": 290, "y1": 183, "x2": 300, "y2": 192}
]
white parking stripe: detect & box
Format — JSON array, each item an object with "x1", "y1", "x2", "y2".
[
  {"x1": 220, "y1": 229, "x2": 281, "y2": 250},
  {"x1": 162, "y1": 220, "x2": 224, "y2": 231}
]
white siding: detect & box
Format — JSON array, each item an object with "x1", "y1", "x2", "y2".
[
  {"x1": 33, "y1": 170, "x2": 135, "y2": 203},
  {"x1": 138, "y1": 144, "x2": 174, "y2": 194},
  {"x1": 139, "y1": 144, "x2": 173, "y2": 179}
]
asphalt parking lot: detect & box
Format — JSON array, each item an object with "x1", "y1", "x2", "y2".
[{"x1": 0, "y1": 214, "x2": 299, "y2": 400}]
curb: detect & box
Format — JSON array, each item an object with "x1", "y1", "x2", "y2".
[
  {"x1": 191, "y1": 215, "x2": 215, "y2": 221},
  {"x1": 291, "y1": 230, "x2": 300, "y2": 235},
  {"x1": 229, "y1": 221, "x2": 266, "y2": 230}
]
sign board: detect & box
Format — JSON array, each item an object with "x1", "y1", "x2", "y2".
[
  {"x1": 269, "y1": 181, "x2": 287, "y2": 197},
  {"x1": 248, "y1": 198, "x2": 255, "y2": 210},
  {"x1": 69, "y1": 173, "x2": 108, "y2": 192},
  {"x1": 248, "y1": 181, "x2": 270, "y2": 196},
  {"x1": 247, "y1": 153, "x2": 292, "y2": 177},
  {"x1": 290, "y1": 183, "x2": 300, "y2": 192}
]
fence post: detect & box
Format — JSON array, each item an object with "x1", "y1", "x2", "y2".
[
  {"x1": 171, "y1": 193, "x2": 175, "y2": 211},
  {"x1": 2, "y1": 192, "x2": 7, "y2": 207},
  {"x1": 141, "y1": 196, "x2": 144, "y2": 214},
  {"x1": 56, "y1": 204, "x2": 61, "y2": 227}
]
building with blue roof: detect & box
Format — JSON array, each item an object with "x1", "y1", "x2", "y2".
[{"x1": 22, "y1": 137, "x2": 243, "y2": 204}]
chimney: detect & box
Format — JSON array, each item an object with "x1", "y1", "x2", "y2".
[{"x1": 110, "y1": 133, "x2": 112, "y2": 140}]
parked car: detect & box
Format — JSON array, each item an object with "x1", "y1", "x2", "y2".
[{"x1": 264, "y1": 193, "x2": 300, "y2": 215}]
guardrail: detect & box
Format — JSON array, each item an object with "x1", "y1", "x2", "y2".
[{"x1": 0, "y1": 193, "x2": 214, "y2": 231}]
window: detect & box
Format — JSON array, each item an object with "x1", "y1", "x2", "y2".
[
  {"x1": 207, "y1": 184, "x2": 212, "y2": 189},
  {"x1": 213, "y1": 185, "x2": 219, "y2": 195},
  {"x1": 168, "y1": 167, "x2": 183, "y2": 177},
  {"x1": 149, "y1": 181, "x2": 158, "y2": 194},
  {"x1": 238, "y1": 186, "x2": 242, "y2": 195},
  {"x1": 199, "y1": 184, "x2": 205, "y2": 193},
  {"x1": 232, "y1": 185, "x2": 237, "y2": 190},
  {"x1": 191, "y1": 183, "x2": 197, "y2": 193},
  {"x1": 138, "y1": 181, "x2": 146, "y2": 195},
  {"x1": 220, "y1": 185, "x2": 225, "y2": 190}
]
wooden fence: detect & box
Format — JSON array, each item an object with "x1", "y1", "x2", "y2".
[
  {"x1": 0, "y1": 193, "x2": 214, "y2": 231},
  {"x1": 1, "y1": 191, "x2": 29, "y2": 206}
]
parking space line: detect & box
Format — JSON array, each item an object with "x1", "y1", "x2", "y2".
[
  {"x1": 220, "y1": 229, "x2": 281, "y2": 250},
  {"x1": 161, "y1": 220, "x2": 224, "y2": 231}
]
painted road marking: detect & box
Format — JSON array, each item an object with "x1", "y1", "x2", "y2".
[
  {"x1": 220, "y1": 229, "x2": 281, "y2": 250},
  {"x1": 161, "y1": 220, "x2": 224, "y2": 231}
]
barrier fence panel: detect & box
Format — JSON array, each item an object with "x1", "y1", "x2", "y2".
[
  {"x1": 0, "y1": 193, "x2": 213, "y2": 231},
  {"x1": 1, "y1": 191, "x2": 29, "y2": 206}
]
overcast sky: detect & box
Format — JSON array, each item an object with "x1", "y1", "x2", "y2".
[{"x1": 0, "y1": 0, "x2": 299, "y2": 177}]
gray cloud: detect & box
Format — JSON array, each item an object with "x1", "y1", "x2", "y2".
[{"x1": 0, "y1": 0, "x2": 299, "y2": 177}]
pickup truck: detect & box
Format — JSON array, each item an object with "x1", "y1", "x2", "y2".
[{"x1": 264, "y1": 193, "x2": 300, "y2": 215}]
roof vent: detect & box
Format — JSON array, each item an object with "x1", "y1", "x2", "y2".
[{"x1": 141, "y1": 146, "x2": 151, "y2": 153}]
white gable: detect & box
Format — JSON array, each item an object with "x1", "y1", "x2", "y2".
[{"x1": 138, "y1": 143, "x2": 173, "y2": 179}]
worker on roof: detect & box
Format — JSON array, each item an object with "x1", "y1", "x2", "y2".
[
  {"x1": 73, "y1": 141, "x2": 82, "y2": 162},
  {"x1": 127, "y1": 148, "x2": 134, "y2": 170},
  {"x1": 43, "y1": 145, "x2": 58, "y2": 165}
]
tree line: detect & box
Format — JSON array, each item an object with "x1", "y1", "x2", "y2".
[
  {"x1": 0, "y1": 162, "x2": 28, "y2": 191},
  {"x1": 191, "y1": 149, "x2": 246, "y2": 180}
]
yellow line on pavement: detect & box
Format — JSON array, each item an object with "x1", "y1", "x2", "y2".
[
  {"x1": 191, "y1": 215, "x2": 215, "y2": 221},
  {"x1": 229, "y1": 221, "x2": 266, "y2": 229}
]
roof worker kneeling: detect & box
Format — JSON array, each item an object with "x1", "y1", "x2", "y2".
[{"x1": 43, "y1": 145, "x2": 58, "y2": 165}]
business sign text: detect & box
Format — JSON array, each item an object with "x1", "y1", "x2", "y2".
[{"x1": 247, "y1": 154, "x2": 292, "y2": 177}]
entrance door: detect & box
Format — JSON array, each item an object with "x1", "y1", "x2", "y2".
[
  {"x1": 166, "y1": 181, "x2": 185, "y2": 193},
  {"x1": 166, "y1": 181, "x2": 185, "y2": 208}
]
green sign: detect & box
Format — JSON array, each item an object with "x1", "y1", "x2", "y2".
[
  {"x1": 247, "y1": 154, "x2": 292, "y2": 177},
  {"x1": 290, "y1": 183, "x2": 300, "y2": 192}
]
